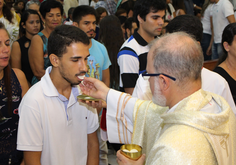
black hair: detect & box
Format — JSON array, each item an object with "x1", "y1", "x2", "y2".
[
  {"x1": 115, "y1": 8, "x2": 127, "y2": 17},
  {"x1": 72, "y1": 5, "x2": 97, "y2": 24},
  {"x1": 166, "y1": 15, "x2": 203, "y2": 42},
  {"x1": 48, "y1": 25, "x2": 90, "y2": 58},
  {"x1": 19, "y1": 9, "x2": 43, "y2": 37},
  {"x1": 172, "y1": 0, "x2": 186, "y2": 13},
  {"x1": 95, "y1": 7, "x2": 108, "y2": 24},
  {"x1": 118, "y1": 16, "x2": 127, "y2": 25},
  {"x1": 98, "y1": 15, "x2": 124, "y2": 89},
  {"x1": 39, "y1": 0, "x2": 63, "y2": 19},
  {"x1": 133, "y1": 0, "x2": 166, "y2": 28},
  {"x1": 219, "y1": 23, "x2": 236, "y2": 64},
  {"x1": 14, "y1": 0, "x2": 25, "y2": 12},
  {"x1": 2, "y1": 3, "x2": 14, "y2": 23},
  {"x1": 124, "y1": 17, "x2": 136, "y2": 30},
  {"x1": 68, "y1": 7, "x2": 75, "y2": 16}
]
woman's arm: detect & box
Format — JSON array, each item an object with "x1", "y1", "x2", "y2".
[
  {"x1": 12, "y1": 68, "x2": 29, "y2": 97},
  {"x1": 10, "y1": 41, "x2": 21, "y2": 69},
  {"x1": 28, "y1": 35, "x2": 45, "y2": 81}
]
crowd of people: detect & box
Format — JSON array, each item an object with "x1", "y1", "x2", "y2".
[{"x1": 0, "y1": 0, "x2": 235, "y2": 164}]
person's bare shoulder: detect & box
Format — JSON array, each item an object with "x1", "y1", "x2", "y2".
[
  {"x1": 31, "y1": 34, "x2": 43, "y2": 43},
  {"x1": 12, "y1": 68, "x2": 29, "y2": 96}
]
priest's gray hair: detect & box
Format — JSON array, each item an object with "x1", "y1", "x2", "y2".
[{"x1": 152, "y1": 32, "x2": 203, "y2": 86}]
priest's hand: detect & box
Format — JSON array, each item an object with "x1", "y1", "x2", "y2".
[
  {"x1": 116, "y1": 150, "x2": 146, "y2": 165},
  {"x1": 78, "y1": 99, "x2": 107, "y2": 111},
  {"x1": 79, "y1": 77, "x2": 110, "y2": 101}
]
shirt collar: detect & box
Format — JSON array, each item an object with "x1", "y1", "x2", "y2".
[
  {"x1": 41, "y1": 66, "x2": 82, "y2": 97},
  {"x1": 133, "y1": 29, "x2": 148, "y2": 46},
  {"x1": 166, "y1": 102, "x2": 180, "y2": 113}
]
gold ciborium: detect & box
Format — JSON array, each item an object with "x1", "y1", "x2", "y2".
[{"x1": 120, "y1": 144, "x2": 142, "y2": 160}]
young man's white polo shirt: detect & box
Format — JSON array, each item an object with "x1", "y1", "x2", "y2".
[
  {"x1": 17, "y1": 66, "x2": 99, "y2": 165},
  {"x1": 212, "y1": 0, "x2": 234, "y2": 43}
]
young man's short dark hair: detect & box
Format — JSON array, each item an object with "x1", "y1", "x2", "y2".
[
  {"x1": 72, "y1": 5, "x2": 97, "y2": 24},
  {"x1": 133, "y1": 0, "x2": 166, "y2": 28},
  {"x1": 166, "y1": 15, "x2": 203, "y2": 42},
  {"x1": 40, "y1": 0, "x2": 63, "y2": 19},
  {"x1": 48, "y1": 25, "x2": 90, "y2": 58},
  {"x1": 124, "y1": 17, "x2": 136, "y2": 31}
]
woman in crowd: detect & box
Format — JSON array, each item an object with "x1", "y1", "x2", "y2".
[
  {"x1": 172, "y1": 0, "x2": 186, "y2": 16},
  {"x1": 0, "y1": 22, "x2": 29, "y2": 165},
  {"x1": 14, "y1": 0, "x2": 25, "y2": 13},
  {"x1": 10, "y1": 9, "x2": 43, "y2": 86},
  {"x1": 98, "y1": 15, "x2": 124, "y2": 90},
  {"x1": 96, "y1": 7, "x2": 108, "y2": 25},
  {"x1": 28, "y1": 0, "x2": 62, "y2": 85},
  {"x1": 200, "y1": 0, "x2": 213, "y2": 61},
  {"x1": 0, "y1": 0, "x2": 20, "y2": 46},
  {"x1": 214, "y1": 23, "x2": 236, "y2": 104}
]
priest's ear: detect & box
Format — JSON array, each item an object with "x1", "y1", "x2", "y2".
[
  {"x1": 158, "y1": 74, "x2": 170, "y2": 91},
  {"x1": 49, "y1": 54, "x2": 60, "y2": 67}
]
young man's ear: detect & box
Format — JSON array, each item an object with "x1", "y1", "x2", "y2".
[
  {"x1": 49, "y1": 54, "x2": 60, "y2": 67},
  {"x1": 137, "y1": 15, "x2": 144, "y2": 24}
]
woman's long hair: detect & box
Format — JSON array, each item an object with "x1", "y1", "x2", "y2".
[
  {"x1": 98, "y1": 15, "x2": 124, "y2": 90},
  {"x1": 2, "y1": 3, "x2": 14, "y2": 24},
  {"x1": 201, "y1": 0, "x2": 210, "y2": 17},
  {"x1": 0, "y1": 22, "x2": 12, "y2": 118},
  {"x1": 172, "y1": 0, "x2": 186, "y2": 13}
]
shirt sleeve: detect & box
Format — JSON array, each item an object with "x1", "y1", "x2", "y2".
[
  {"x1": 132, "y1": 74, "x2": 152, "y2": 100},
  {"x1": 17, "y1": 104, "x2": 43, "y2": 151},
  {"x1": 223, "y1": 1, "x2": 234, "y2": 18},
  {"x1": 118, "y1": 49, "x2": 139, "y2": 88},
  {"x1": 106, "y1": 89, "x2": 137, "y2": 144}
]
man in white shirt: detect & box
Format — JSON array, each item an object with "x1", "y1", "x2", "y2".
[
  {"x1": 17, "y1": 25, "x2": 99, "y2": 165},
  {"x1": 210, "y1": 0, "x2": 235, "y2": 59}
]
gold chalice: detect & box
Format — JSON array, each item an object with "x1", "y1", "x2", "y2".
[{"x1": 120, "y1": 144, "x2": 142, "y2": 160}]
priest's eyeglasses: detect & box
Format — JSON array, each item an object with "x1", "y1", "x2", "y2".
[{"x1": 142, "y1": 71, "x2": 176, "y2": 81}]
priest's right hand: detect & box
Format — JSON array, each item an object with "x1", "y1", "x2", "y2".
[{"x1": 79, "y1": 77, "x2": 110, "y2": 101}]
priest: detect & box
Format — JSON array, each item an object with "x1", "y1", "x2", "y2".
[{"x1": 80, "y1": 32, "x2": 236, "y2": 165}]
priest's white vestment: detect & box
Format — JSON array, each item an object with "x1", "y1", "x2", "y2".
[{"x1": 106, "y1": 89, "x2": 236, "y2": 164}]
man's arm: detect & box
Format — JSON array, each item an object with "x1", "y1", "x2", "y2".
[
  {"x1": 124, "y1": 88, "x2": 134, "y2": 95},
  {"x1": 206, "y1": 16, "x2": 214, "y2": 56},
  {"x1": 87, "y1": 131, "x2": 99, "y2": 165},
  {"x1": 227, "y1": 15, "x2": 236, "y2": 23},
  {"x1": 28, "y1": 35, "x2": 45, "y2": 80},
  {"x1": 102, "y1": 68, "x2": 110, "y2": 87},
  {"x1": 24, "y1": 151, "x2": 42, "y2": 165}
]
